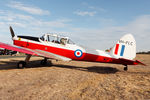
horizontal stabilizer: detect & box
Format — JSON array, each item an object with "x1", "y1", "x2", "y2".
[
  {"x1": 119, "y1": 58, "x2": 146, "y2": 66},
  {"x1": 135, "y1": 60, "x2": 146, "y2": 66}
]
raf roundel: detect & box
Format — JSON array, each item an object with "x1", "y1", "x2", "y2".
[{"x1": 74, "y1": 49, "x2": 83, "y2": 58}]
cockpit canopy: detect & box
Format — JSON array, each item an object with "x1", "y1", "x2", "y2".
[{"x1": 40, "y1": 33, "x2": 75, "y2": 45}]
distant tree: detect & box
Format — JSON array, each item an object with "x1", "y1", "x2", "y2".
[{"x1": 137, "y1": 51, "x2": 150, "y2": 54}]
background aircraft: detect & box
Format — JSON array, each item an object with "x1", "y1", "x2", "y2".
[{"x1": 0, "y1": 26, "x2": 145, "y2": 70}]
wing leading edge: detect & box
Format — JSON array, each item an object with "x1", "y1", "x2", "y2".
[
  {"x1": 0, "y1": 42, "x2": 37, "y2": 56},
  {"x1": 0, "y1": 42, "x2": 71, "y2": 61}
]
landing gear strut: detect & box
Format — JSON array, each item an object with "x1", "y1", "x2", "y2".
[
  {"x1": 17, "y1": 54, "x2": 31, "y2": 69},
  {"x1": 124, "y1": 65, "x2": 128, "y2": 71}
]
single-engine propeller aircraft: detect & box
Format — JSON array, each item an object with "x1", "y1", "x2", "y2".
[{"x1": 0, "y1": 26, "x2": 145, "y2": 71}]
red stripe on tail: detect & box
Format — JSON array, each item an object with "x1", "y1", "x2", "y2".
[{"x1": 114, "y1": 44, "x2": 119, "y2": 55}]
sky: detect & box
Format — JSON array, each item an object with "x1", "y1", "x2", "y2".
[{"x1": 0, "y1": 0, "x2": 150, "y2": 52}]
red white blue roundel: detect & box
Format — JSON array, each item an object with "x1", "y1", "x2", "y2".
[{"x1": 74, "y1": 49, "x2": 83, "y2": 58}]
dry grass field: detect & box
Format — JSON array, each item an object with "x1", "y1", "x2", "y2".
[{"x1": 0, "y1": 54, "x2": 149, "y2": 100}]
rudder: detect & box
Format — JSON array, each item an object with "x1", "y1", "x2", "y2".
[{"x1": 110, "y1": 34, "x2": 136, "y2": 60}]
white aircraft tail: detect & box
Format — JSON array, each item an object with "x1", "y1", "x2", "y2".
[{"x1": 110, "y1": 34, "x2": 136, "y2": 60}]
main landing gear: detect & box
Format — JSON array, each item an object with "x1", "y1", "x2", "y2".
[
  {"x1": 40, "y1": 58, "x2": 52, "y2": 66},
  {"x1": 123, "y1": 65, "x2": 128, "y2": 71},
  {"x1": 40, "y1": 58, "x2": 47, "y2": 65},
  {"x1": 17, "y1": 61, "x2": 26, "y2": 69},
  {"x1": 17, "y1": 54, "x2": 31, "y2": 69},
  {"x1": 17, "y1": 55, "x2": 51, "y2": 69}
]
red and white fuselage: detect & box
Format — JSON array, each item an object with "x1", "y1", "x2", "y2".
[
  {"x1": 0, "y1": 26, "x2": 145, "y2": 70},
  {"x1": 12, "y1": 33, "x2": 142, "y2": 66}
]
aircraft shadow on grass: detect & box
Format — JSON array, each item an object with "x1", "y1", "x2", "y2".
[
  {"x1": 0, "y1": 60, "x2": 119, "y2": 74},
  {"x1": 52, "y1": 64, "x2": 119, "y2": 74}
]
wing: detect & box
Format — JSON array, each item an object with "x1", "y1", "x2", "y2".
[
  {"x1": 0, "y1": 42, "x2": 71, "y2": 61},
  {"x1": 35, "y1": 50, "x2": 71, "y2": 61},
  {"x1": 0, "y1": 42, "x2": 37, "y2": 56}
]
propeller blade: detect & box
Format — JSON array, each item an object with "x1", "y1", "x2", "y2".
[{"x1": 9, "y1": 26, "x2": 15, "y2": 38}]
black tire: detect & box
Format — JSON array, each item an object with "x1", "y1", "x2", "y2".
[
  {"x1": 124, "y1": 66, "x2": 128, "y2": 71},
  {"x1": 40, "y1": 60, "x2": 47, "y2": 65},
  {"x1": 17, "y1": 61, "x2": 26, "y2": 69}
]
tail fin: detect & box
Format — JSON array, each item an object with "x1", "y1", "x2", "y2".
[
  {"x1": 110, "y1": 34, "x2": 136, "y2": 60},
  {"x1": 9, "y1": 26, "x2": 15, "y2": 38}
]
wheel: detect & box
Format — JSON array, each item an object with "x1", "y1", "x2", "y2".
[
  {"x1": 40, "y1": 60, "x2": 47, "y2": 65},
  {"x1": 124, "y1": 66, "x2": 128, "y2": 71},
  {"x1": 17, "y1": 61, "x2": 26, "y2": 69}
]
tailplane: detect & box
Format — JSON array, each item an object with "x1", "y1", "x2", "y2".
[{"x1": 110, "y1": 34, "x2": 136, "y2": 60}]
